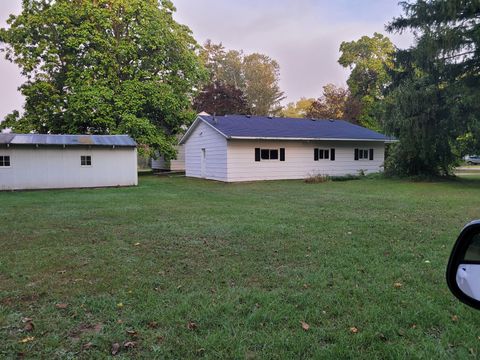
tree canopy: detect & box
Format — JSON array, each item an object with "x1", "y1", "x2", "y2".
[
  {"x1": 382, "y1": 0, "x2": 480, "y2": 176},
  {"x1": 279, "y1": 98, "x2": 315, "y2": 118},
  {"x1": 339, "y1": 33, "x2": 395, "y2": 130},
  {"x1": 0, "y1": 0, "x2": 206, "y2": 157},
  {"x1": 193, "y1": 80, "x2": 249, "y2": 116},
  {"x1": 306, "y1": 84, "x2": 361, "y2": 122},
  {"x1": 200, "y1": 40, "x2": 285, "y2": 116}
]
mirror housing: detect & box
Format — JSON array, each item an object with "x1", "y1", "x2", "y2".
[{"x1": 446, "y1": 220, "x2": 480, "y2": 310}]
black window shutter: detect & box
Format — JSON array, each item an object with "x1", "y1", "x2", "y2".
[
  {"x1": 280, "y1": 148, "x2": 285, "y2": 161},
  {"x1": 354, "y1": 148, "x2": 359, "y2": 160},
  {"x1": 330, "y1": 148, "x2": 335, "y2": 161},
  {"x1": 314, "y1": 148, "x2": 319, "y2": 161},
  {"x1": 255, "y1": 148, "x2": 260, "y2": 162},
  {"x1": 369, "y1": 149, "x2": 374, "y2": 160}
]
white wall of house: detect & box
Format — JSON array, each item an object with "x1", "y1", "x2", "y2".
[
  {"x1": 226, "y1": 140, "x2": 385, "y2": 182},
  {"x1": 0, "y1": 147, "x2": 138, "y2": 190},
  {"x1": 184, "y1": 121, "x2": 228, "y2": 181},
  {"x1": 151, "y1": 145, "x2": 185, "y2": 171}
]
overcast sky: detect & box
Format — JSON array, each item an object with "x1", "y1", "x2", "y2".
[{"x1": 0, "y1": 0, "x2": 413, "y2": 120}]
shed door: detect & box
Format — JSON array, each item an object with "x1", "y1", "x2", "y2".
[{"x1": 201, "y1": 148, "x2": 206, "y2": 178}]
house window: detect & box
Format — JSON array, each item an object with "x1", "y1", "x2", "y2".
[
  {"x1": 0, "y1": 156, "x2": 10, "y2": 167},
  {"x1": 314, "y1": 148, "x2": 335, "y2": 161},
  {"x1": 354, "y1": 149, "x2": 374, "y2": 161},
  {"x1": 255, "y1": 148, "x2": 285, "y2": 162},
  {"x1": 81, "y1": 155, "x2": 92, "y2": 166}
]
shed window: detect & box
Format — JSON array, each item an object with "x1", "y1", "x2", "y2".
[
  {"x1": 81, "y1": 155, "x2": 92, "y2": 166},
  {"x1": 0, "y1": 156, "x2": 10, "y2": 167},
  {"x1": 354, "y1": 149, "x2": 373, "y2": 161},
  {"x1": 259, "y1": 149, "x2": 280, "y2": 160}
]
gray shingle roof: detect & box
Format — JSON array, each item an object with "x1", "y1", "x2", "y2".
[
  {"x1": 196, "y1": 115, "x2": 393, "y2": 141},
  {"x1": 0, "y1": 134, "x2": 137, "y2": 147}
]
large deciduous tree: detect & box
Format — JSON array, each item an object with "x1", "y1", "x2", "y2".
[
  {"x1": 193, "y1": 80, "x2": 249, "y2": 116},
  {"x1": 306, "y1": 84, "x2": 361, "y2": 122},
  {"x1": 280, "y1": 98, "x2": 315, "y2": 118},
  {"x1": 383, "y1": 0, "x2": 480, "y2": 176},
  {"x1": 200, "y1": 41, "x2": 285, "y2": 116},
  {"x1": 0, "y1": 0, "x2": 206, "y2": 158},
  {"x1": 339, "y1": 33, "x2": 395, "y2": 130},
  {"x1": 243, "y1": 53, "x2": 285, "y2": 115}
]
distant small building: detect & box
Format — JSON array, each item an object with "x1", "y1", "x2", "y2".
[
  {"x1": 180, "y1": 115, "x2": 395, "y2": 182},
  {"x1": 151, "y1": 145, "x2": 185, "y2": 172},
  {"x1": 0, "y1": 134, "x2": 138, "y2": 190},
  {"x1": 151, "y1": 124, "x2": 191, "y2": 172}
]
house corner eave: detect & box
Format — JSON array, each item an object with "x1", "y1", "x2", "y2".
[{"x1": 179, "y1": 116, "x2": 229, "y2": 144}]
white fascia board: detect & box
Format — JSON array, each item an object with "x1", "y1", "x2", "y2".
[{"x1": 228, "y1": 136, "x2": 395, "y2": 142}]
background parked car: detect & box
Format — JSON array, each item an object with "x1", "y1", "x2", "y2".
[{"x1": 464, "y1": 155, "x2": 480, "y2": 165}]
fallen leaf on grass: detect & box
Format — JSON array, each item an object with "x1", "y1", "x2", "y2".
[
  {"x1": 349, "y1": 327, "x2": 359, "y2": 334},
  {"x1": 452, "y1": 315, "x2": 459, "y2": 322},
  {"x1": 111, "y1": 343, "x2": 120, "y2": 356},
  {"x1": 393, "y1": 282, "x2": 403, "y2": 289},
  {"x1": 134, "y1": 242, "x2": 141, "y2": 246},
  {"x1": 300, "y1": 321, "x2": 310, "y2": 331},
  {"x1": 82, "y1": 342, "x2": 94, "y2": 350},
  {"x1": 55, "y1": 303, "x2": 68, "y2": 309},
  {"x1": 126, "y1": 330, "x2": 138, "y2": 338},
  {"x1": 187, "y1": 321, "x2": 197, "y2": 330},
  {"x1": 116, "y1": 303, "x2": 124, "y2": 309},
  {"x1": 124, "y1": 341, "x2": 136, "y2": 349},
  {"x1": 21, "y1": 317, "x2": 33, "y2": 323},
  {"x1": 19, "y1": 336, "x2": 34, "y2": 343},
  {"x1": 24, "y1": 322, "x2": 34, "y2": 332},
  {"x1": 147, "y1": 321, "x2": 159, "y2": 329}
]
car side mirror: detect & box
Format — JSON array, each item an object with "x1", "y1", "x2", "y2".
[{"x1": 446, "y1": 220, "x2": 480, "y2": 310}]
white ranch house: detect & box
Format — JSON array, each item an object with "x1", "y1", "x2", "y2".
[
  {"x1": 180, "y1": 115, "x2": 395, "y2": 182},
  {"x1": 0, "y1": 134, "x2": 138, "y2": 190}
]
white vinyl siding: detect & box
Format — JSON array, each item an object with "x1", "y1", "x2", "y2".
[
  {"x1": 184, "y1": 121, "x2": 228, "y2": 181},
  {"x1": 226, "y1": 140, "x2": 385, "y2": 182},
  {"x1": 0, "y1": 148, "x2": 137, "y2": 190}
]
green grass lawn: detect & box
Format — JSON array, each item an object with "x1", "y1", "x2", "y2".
[{"x1": 1, "y1": 175, "x2": 480, "y2": 359}]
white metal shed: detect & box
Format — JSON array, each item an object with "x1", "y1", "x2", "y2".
[{"x1": 0, "y1": 134, "x2": 138, "y2": 190}]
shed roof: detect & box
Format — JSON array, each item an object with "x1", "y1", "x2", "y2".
[
  {"x1": 0, "y1": 134, "x2": 137, "y2": 147},
  {"x1": 180, "y1": 115, "x2": 395, "y2": 144}
]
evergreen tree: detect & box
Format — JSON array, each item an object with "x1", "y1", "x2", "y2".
[{"x1": 383, "y1": 0, "x2": 480, "y2": 176}]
